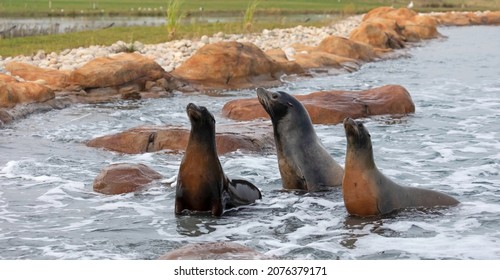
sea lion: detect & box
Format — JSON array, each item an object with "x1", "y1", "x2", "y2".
[
  {"x1": 256, "y1": 88, "x2": 344, "y2": 191},
  {"x1": 175, "y1": 103, "x2": 262, "y2": 216},
  {"x1": 342, "y1": 117, "x2": 459, "y2": 217}
]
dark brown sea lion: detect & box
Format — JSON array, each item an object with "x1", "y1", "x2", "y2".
[
  {"x1": 256, "y1": 88, "x2": 344, "y2": 191},
  {"x1": 175, "y1": 103, "x2": 261, "y2": 216},
  {"x1": 342, "y1": 117, "x2": 459, "y2": 217}
]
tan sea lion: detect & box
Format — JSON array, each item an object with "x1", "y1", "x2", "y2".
[
  {"x1": 257, "y1": 88, "x2": 344, "y2": 191},
  {"x1": 342, "y1": 117, "x2": 459, "y2": 217},
  {"x1": 175, "y1": 103, "x2": 262, "y2": 216}
]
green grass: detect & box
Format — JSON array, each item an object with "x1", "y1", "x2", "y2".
[{"x1": 1, "y1": 1, "x2": 496, "y2": 17}]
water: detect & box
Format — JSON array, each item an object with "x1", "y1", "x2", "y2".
[
  {"x1": 0, "y1": 13, "x2": 335, "y2": 38},
  {"x1": 1, "y1": 26, "x2": 499, "y2": 260}
]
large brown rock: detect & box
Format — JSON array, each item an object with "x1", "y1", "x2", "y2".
[
  {"x1": 159, "y1": 242, "x2": 270, "y2": 260},
  {"x1": 86, "y1": 122, "x2": 274, "y2": 155},
  {"x1": 360, "y1": 7, "x2": 439, "y2": 44},
  {"x1": 222, "y1": 85, "x2": 415, "y2": 124},
  {"x1": 93, "y1": 163, "x2": 163, "y2": 195},
  {"x1": 171, "y1": 41, "x2": 300, "y2": 91},
  {"x1": 0, "y1": 73, "x2": 55, "y2": 108},
  {"x1": 69, "y1": 53, "x2": 165, "y2": 89},
  {"x1": 4, "y1": 62, "x2": 70, "y2": 90}
]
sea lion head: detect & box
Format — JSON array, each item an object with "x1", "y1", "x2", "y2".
[
  {"x1": 186, "y1": 103, "x2": 216, "y2": 131},
  {"x1": 343, "y1": 117, "x2": 374, "y2": 164},
  {"x1": 256, "y1": 87, "x2": 309, "y2": 126}
]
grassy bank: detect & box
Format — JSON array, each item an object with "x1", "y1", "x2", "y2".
[
  {"x1": 1, "y1": 0, "x2": 499, "y2": 58},
  {"x1": 1, "y1": 0, "x2": 497, "y2": 17},
  {"x1": 0, "y1": 19, "x2": 327, "y2": 58}
]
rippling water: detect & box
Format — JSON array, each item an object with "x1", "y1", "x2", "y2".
[{"x1": 1, "y1": 26, "x2": 499, "y2": 260}]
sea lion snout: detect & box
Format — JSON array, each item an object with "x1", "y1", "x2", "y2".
[
  {"x1": 186, "y1": 103, "x2": 215, "y2": 124},
  {"x1": 343, "y1": 117, "x2": 359, "y2": 136},
  {"x1": 186, "y1": 103, "x2": 202, "y2": 120}
]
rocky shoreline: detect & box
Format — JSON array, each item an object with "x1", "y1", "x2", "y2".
[
  {"x1": 1, "y1": 8, "x2": 499, "y2": 130},
  {"x1": 0, "y1": 15, "x2": 362, "y2": 72}
]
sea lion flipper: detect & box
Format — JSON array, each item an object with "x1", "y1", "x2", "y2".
[{"x1": 225, "y1": 179, "x2": 262, "y2": 208}]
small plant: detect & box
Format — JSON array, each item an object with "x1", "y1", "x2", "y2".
[
  {"x1": 166, "y1": 0, "x2": 184, "y2": 39},
  {"x1": 243, "y1": 0, "x2": 260, "y2": 32}
]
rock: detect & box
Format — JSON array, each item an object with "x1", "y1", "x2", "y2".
[
  {"x1": 349, "y1": 20, "x2": 405, "y2": 49},
  {"x1": 363, "y1": 7, "x2": 417, "y2": 23},
  {"x1": 316, "y1": 36, "x2": 378, "y2": 61},
  {"x1": 431, "y1": 12, "x2": 475, "y2": 26},
  {"x1": 432, "y1": 11, "x2": 500, "y2": 26},
  {"x1": 86, "y1": 122, "x2": 274, "y2": 155},
  {"x1": 359, "y1": 7, "x2": 439, "y2": 44},
  {"x1": 292, "y1": 51, "x2": 357, "y2": 70},
  {"x1": 0, "y1": 73, "x2": 55, "y2": 108},
  {"x1": 4, "y1": 62, "x2": 71, "y2": 90},
  {"x1": 484, "y1": 11, "x2": 500, "y2": 25},
  {"x1": 159, "y1": 242, "x2": 269, "y2": 260},
  {"x1": 93, "y1": 163, "x2": 163, "y2": 195},
  {"x1": 0, "y1": 98, "x2": 71, "y2": 128},
  {"x1": 222, "y1": 85, "x2": 415, "y2": 124},
  {"x1": 69, "y1": 52, "x2": 166, "y2": 89},
  {"x1": 400, "y1": 15, "x2": 440, "y2": 42},
  {"x1": 264, "y1": 49, "x2": 305, "y2": 74},
  {"x1": 171, "y1": 41, "x2": 302, "y2": 92}
]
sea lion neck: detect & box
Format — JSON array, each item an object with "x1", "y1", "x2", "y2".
[{"x1": 344, "y1": 118, "x2": 376, "y2": 170}]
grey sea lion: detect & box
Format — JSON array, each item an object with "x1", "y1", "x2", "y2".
[
  {"x1": 342, "y1": 117, "x2": 459, "y2": 217},
  {"x1": 175, "y1": 103, "x2": 262, "y2": 216},
  {"x1": 256, "y1": 88, "x2": 344, "y2": 191}
]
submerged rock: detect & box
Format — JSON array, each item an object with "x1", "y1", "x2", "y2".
[
  {"x1": 159, "y1": 242, "x2": 270, "y2": 260},
  {"x1": 93, "y1": 163, "x2": 163, "y2": 195},
  {"x1": 222, "y1": 85, "x2": 415, "y2": 124},
  {"x1": 86, "y1": 121, "x2": 274, "y2": 155}
]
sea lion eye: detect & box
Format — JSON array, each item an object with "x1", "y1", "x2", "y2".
[
  {"x1": 287, "y1": 102, "x2": 294, "y2": 108},
  {"x1": 272, "y1": 93, "x2": 279, "y2": 99}
]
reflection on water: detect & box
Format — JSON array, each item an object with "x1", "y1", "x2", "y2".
[{"x1": 0, "y1": 26, "x2": 499, "y2": 259}]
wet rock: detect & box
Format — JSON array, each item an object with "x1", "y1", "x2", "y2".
[
  {"x1": 159, "y1": 242, "x2": 270, "y2": 260},
  {"x1": 86, "y1": 122, "x2": 274, "y2": 155},
  {"x1": 222, "y1": 85, "x2": 415, "y2": 124},
  {"x1": 316, "y1": 36, "x2": 378, "y2": 61},
  {"x1": 93, "y1": 163, "x2": 163, "y2": 195},
  {"x1": 4, "y1": 61, "x2": 71, "y2": 90},
  {"x1": 171, "y1": 41, "x2": 302, "y2": 92},
  {"x1": 0, "y1": 73, "x2": 55, "y2": 108}
]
